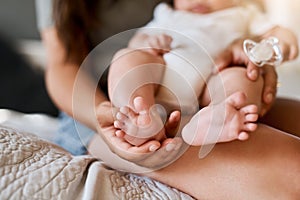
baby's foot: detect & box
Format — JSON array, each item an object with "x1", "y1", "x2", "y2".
[
  {"x1": 114, "y1": 96, "x2": 167, "y2": 146},
  {"x1": 182, "y1": 92, "x2": 258, "y2": 146}
]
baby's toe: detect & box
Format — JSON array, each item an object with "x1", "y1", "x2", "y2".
[
  {"x1": 120, "y1": 106, "x2": 136, "y2": 119},
  {"x1": 240, "y1": 104, "x2": 258, "y2": 114},
  {"x1": 133, "y1": 96, "x2": 149, "y2": 112},
  {"x1": 115, "y1": 130, "x2": 125, "y2": 138},
  {"x1": 116, "y1": 112, "x2": 129, "y2": 122},
  {"x1": 238, "y1": 132, "x2": 249, "y2": 141},
  {"x1": 114, "y1": 120, "x2": 124, "y2": 129},
  {"x1": 244, "y1": 123, "x2": 257, "y2": 132},
  {"x1": 120, "y1": 106, "x2": 130, "y2": 114},
  {"x1": 245, "y1": 113, "x2": 259, "y2": 122}
]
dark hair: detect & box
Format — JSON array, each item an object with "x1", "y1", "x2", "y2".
[
  {"x1": 53, "y1": 0, "x2": 100, "y2": 64},
  {"x1": 53, "y1": 0, "x2": 173, "y2": 64}
]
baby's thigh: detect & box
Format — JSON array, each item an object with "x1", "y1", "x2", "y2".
[{"x1": 201, "y1": 67, "x2": 263, "y2": 105}]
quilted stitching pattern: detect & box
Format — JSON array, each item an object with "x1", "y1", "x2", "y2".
[
  {"x1": 0, "y1": 126, "x2": 94, "y2": 200},
  {"x1": 0, "y1": 126, "x2": 194, "y2": 200},
  {"x1": 110, "y1": 171, "x2": 195, "y2": 200}
]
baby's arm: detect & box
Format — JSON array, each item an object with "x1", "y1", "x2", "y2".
[
  {"x1": 128, "y1": 33, "x2": 173, "y2": 56},
  {"x1": 260, "y1": 26, "x2": 298, "y2": 61}
]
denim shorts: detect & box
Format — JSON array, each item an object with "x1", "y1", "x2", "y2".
[{"x1": 54, "y1": 112, "x2": 95, "y2": 155}]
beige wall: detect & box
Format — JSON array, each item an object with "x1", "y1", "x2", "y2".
[
  {"x1": 258, "y1": 0, "x2": 300, "y2": 64},
  {"x1": 262, "y1": 0, "x2": 300, "y2": 34},
  {"x1": 243, "y1": 0, "x2": 300, "y2": 35}
]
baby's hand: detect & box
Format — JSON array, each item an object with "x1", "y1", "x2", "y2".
[
  {"x1": 145, "y1": 34, "x2": 173, "y2": 56},
  {"x1": 269, "y1": 27, "x2": 298, "y2": 61}
]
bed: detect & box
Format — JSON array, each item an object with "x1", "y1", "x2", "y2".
[
  {"x1": 1, "y1": 0, "x2": 300, "y2": 199},
  {"x1": 0, "y1": 124, "x2": 194, "y2": 200}
]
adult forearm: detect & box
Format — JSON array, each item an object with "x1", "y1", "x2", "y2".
[
  {"x1": 46, "y1": 63, "x2": 107, "y2": 131},
  {"x1": 42, "y1": 28, "x2": 108, "y2": 131}
]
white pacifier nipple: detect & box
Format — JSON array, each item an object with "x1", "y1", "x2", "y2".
[{"x1": 243, "y1": 37, "x2": 283, "y2": 67}]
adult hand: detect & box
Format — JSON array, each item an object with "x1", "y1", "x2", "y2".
[
  {"x1": 94, "y1": 101, "x2": 184, "y2": 169},
  {"x1": 264, "y1": 26, "x2": 298, "y2": 62},
  {"x1": 214, "y1": 38, "x2": 277, "y2": 116}
]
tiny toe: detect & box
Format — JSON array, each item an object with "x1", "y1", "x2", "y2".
[
  {"x1": 115, "y1": 130, "x2": 125, "y2": 138},
  {"x1": 116, "y1": 112, "x2": 127, "y2": 121},
  {"x1": 133, "y1": 96, "x2": 149, "y2": 112},
  {"x1": 238, "y1": 132, "x2": 249, "y2": 140},
  {"x1": 241, "y1": 104, "x2": 258, "y2": 114},
  {"x1": 244, "y1": 123, "x2": 258, "y2": 132},
  {"x1": 120, "y1": 106, "x2": 136, "y2": 119},
  {"x1": 114, "y1": 120, "x2": 124, "y2": 129},
  {"x1": 245, "y1": 113, "x2": 259, "y2": 122},
  {"x1": 120, "y1": 106, "x2": 130, "y2": 114}
]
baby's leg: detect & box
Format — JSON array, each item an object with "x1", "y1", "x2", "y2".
[
  {"x1": 108, "y1": 49, "x2": 165, "y2": 107},
  {"x1": 183, "y1": 67, "x2": 263, "y2": 145},
  {"x1": 108, "y1": 49, "x2": 167, "y2": 146}
]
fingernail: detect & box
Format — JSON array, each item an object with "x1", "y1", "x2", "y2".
[
  {"x1": 265, "y1": 93, "x2": 273, "y2": 103},
  {"x1": 166, "y1": 143, "x2": 176, "y2": 152},
  {"x1": 149, "y1": 145, "x2": 159, "y2": 152}
]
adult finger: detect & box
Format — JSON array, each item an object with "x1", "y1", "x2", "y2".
[
  {"x1": 137, "y1": 137, "x2": 185, "y2": 169},
  {"x1": 164, "y1": 110, "x2": 181, "y2": 136},
  {"x1": 104, "y1": 130, "x2": 161, "y2": 163},
  {"x1": 280, "y1": 42, "x2": 289, "y2": 62},
  {"x1": 260, "y1": 65, "x2": 278, "y2": 116},
  {"x1": 246, "y1": 61, "x2": 260, "y2": 81}
]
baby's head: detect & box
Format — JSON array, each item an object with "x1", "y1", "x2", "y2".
[{"x1": 172, "y1": 0, "x2": 242, "y2": 14}]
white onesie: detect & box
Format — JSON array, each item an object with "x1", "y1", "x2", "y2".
[{"x1": 140, "y1": 3, "x2": 274, "y2": 114}]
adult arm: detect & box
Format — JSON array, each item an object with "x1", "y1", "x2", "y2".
[
  {"x1": 36, "y1": 0, "x2": 185, "y2": 172},
  {"x1": 41, "y1": 28, "x2": 184, "y2": 168},
  {"x1": 41, "y1": 28, "x2": 107, "y2": 130}
]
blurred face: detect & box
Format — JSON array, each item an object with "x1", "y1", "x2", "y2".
[{"x1": 174, "y1": 0, "x2": 240, "y2": 14}]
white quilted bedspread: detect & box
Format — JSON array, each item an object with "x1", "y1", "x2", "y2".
[{"x1": 0, "y1": 126, "x2": 194, "y2": 200}]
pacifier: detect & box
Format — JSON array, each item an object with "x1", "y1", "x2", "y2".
[{"x1": 243, "y1": 37, "x2": 283, "y2": 67}]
